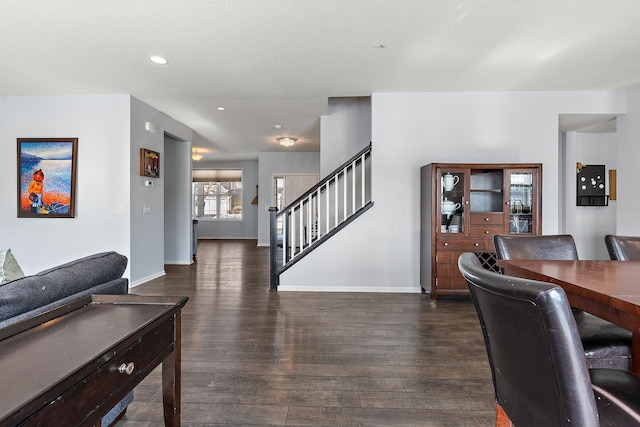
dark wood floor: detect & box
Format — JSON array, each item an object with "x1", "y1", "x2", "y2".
[{"x1": 117, "y1": 239, "x2": 494, "y2": 426}]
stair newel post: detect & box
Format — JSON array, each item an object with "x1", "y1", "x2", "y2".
[{"x1": 269, "y1": 207, "x2": 279, "y2": 290}]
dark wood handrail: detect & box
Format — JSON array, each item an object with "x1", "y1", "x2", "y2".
[{"x1": 278, "y1": 142, "x2": 372, "y2": 215}]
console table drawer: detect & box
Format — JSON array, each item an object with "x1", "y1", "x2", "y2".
[{"x1": 27, "y1": 317, "x2": 174, "y2": 426}]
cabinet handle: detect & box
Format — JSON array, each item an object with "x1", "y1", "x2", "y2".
[
  {"x1": 474, "y1": 243, "x2": 480, "y2": 247},
  {"x1": 484, "y1": 230, "x2": 490, "y2": 234},
  {"x1": 484, "y1": 217, "x2": 490, "y2": 221},
  {"x1": 444, "y1": 242, "x2": 448, "y2": 246},
  {"x1": 118, "y1": 362, "x2": 135, "y2": 375}
]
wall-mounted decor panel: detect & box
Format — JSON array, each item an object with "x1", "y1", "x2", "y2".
[{"x1": 576, "y1": 163, "x2": 608, "y2": 206}]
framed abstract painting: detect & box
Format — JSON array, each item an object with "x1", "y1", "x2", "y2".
[{"x1": 17, "y1": 138, "x2": 78, "y2": 218}]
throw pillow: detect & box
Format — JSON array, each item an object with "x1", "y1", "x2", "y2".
[{"x1": 0, "y1": 248, "x2": 25, "y2": 284}]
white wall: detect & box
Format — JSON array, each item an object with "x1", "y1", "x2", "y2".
[
  {"x1": 4, "y1": 91, "x2": 636, "y2": 292},
  {"x1": 164, "y1": 134, "x2": 193, "y2": 264},
  {"x1": 257, "y1": 152, "x2": 321, "y2": 246},
  {"x1": 129, "y1": 97, "x2": 193, "y2": 285},
  {"x1": 193, "y1": 160, "x2": 259, "y2": 240},
  {"x1": 617, "y1": 86, "x2": 640, "y2": 235},
  {"x1": 563, "y1": 132, "x2": 617, "y2": 260},
  {"x1": 0, "y1": 96, "x2": 194, "y2": 283},
  {"x1": 0, "y1": 95, "x2": 131, "y2": 274},
  {"x1": 320, "y1": 97, "x2": 371, "y2": 176},
  {"x1": 280, "y1": 91, "x2": 626, "y2": 292}
]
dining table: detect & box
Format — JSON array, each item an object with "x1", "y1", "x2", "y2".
[{"x1": 497, "y1": 259, "x2": 640, "y2": 376}]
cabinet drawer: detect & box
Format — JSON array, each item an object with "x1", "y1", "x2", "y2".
[
  {"x1": 469, "y1": 225, "x2": 504, "y2": 238},
  {"x1": 437, "y1": 237, "x2": 486, "y2": 251},
  {"x1": 470, "y1": 213, "x2": 504, "y2": 225}
]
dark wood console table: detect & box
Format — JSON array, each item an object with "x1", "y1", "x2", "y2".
[{"x1": 0, "y1": 294, "x2": 188, "y2": 426}]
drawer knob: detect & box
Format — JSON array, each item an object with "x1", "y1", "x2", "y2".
[
  {"x1": 484, "y1": 217, "x2": 490, "y2": 221},
  {"x1": 474, "y1": 243, "x2": 480, "y2": 247},
  {"x1": 118, "y1": 362, "x2": 135, "y2": 375},
  {"x1": 484, "y1": 230, "x2": 490, "y2": 234},
  {"x1": 444, "y1": 242, "x2": 448, "y2": 246}
]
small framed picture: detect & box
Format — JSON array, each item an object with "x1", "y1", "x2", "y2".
[
  {"x1": 17, "y1": 138, "x2": 78, "y2": 218},
  {"x1": 140, "y1": 148, "x2": 160, "y2": 178}
]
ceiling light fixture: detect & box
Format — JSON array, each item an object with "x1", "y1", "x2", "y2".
[
  {"x1": 150, "y1": 55, "x2": 168, "y2": 65},
  {"x1": 216, "y1": 106, "x2": 227, "y2": 111},
  {"x1": 192, "y1": 148, "x2": 203, "y2": 161},
  {"x1": 276, "y1": 136, "x2": 298, "y2": 147}
]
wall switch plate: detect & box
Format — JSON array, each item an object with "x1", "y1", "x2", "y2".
[{"x1": 143, "y1": 206, "x2": 151, "y2": 214}]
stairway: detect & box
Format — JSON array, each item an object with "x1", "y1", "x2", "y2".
[{"x1": 269, "y1": 143, "x2": 373, "y2": 290}]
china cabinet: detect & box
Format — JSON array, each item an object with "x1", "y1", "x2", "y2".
[{"x1": 420, "y1": 163, "x2": 542, "y2": 299}]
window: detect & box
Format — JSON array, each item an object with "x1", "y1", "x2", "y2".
[{"x1": 192, "y1": 169, "x2": 242, "y2": 219}]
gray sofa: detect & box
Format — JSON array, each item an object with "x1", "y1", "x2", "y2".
[{"x1": 0, "y1": 251, "x2": 133, "y2": 426}]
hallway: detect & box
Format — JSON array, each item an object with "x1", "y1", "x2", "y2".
[{"x1": 118, "y1": 239, "x2": 494, "y2": 426}]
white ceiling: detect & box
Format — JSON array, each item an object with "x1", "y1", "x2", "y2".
[{"x1": 2, "y1": 1, "x2": 639, "y2": 160}]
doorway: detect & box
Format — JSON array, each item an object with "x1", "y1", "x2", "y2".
[
  {"x1": 273, "y1": 174, "x2": 318, "y2": 234},
  {"x1": 163, "y1": 133, "x2": 192, "y2": 264},
  {"x1": 273, "y1": 174, "x2": 319, "y2": 210},
  {"x1": 558, "y1": 114, "x2": 618, "y2": 259}
]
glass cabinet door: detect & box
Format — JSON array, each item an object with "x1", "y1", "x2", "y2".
[
  {"x1": 508, "y1": 170, "x2": 534, "y2": 234},
  {"x1": 439, "y1": 170, "x2": 465, "y2": 234}
]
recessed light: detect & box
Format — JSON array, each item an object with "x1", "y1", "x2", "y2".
[
  {"x1": 273, "y1": 124, "x2": 283, "y2": 130},
  {"x1": 150, "y1": 55, "x2": 168, "y2": 65},
  {"x1": 216, "y1": 106, "x2": 227, "y2": 111}
]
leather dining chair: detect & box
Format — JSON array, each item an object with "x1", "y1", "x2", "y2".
[
  {"x1": 493, "y1": 234, "x2": 632, "y2": 371},
  {"x1": 605, "y1": 235, "x2": 640, "y2": 261},
  {"x1": 458, "y1": 252, "x2": 640, "y2": 427},
  {"x1": 493, "y1": 233, "x2": 579, "y2": 260}
]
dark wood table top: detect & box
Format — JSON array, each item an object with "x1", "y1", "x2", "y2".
[{"x1": 497, "y1": 259, "x2": 640, "y2": 304}]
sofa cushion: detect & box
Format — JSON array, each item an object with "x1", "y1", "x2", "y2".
[
  {"x1": 0, "y1": 248, "x2": 25, "y2": 284},
  {"x1": 0, "y1": 251, "x2": 127, "y2": 322}
]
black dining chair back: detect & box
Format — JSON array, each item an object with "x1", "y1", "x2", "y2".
[
  {"x1": 493, "y1": 234, "x2": 632, "y2": 371},
  {"x1": 605, "y1": 235, "x2": 640, "y2": 261},
  {"x1": 459, "y1": 252, "x2": 640, "y2": 427},
  {"x1": 493, "y1": 234, "x2": 578, "y2": 260}
]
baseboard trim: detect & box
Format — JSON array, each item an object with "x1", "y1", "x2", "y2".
[
  {"x1": 277, "y1": 285, "x2": 420, "y2": 293},
  {"x1": 197, "y1": 237, "x2": 258, "y2": 240},
  {"x1": 130, "y1": 271, "x2": 166, "y2": 288},
  {"x1": 164, "y1": 260, "x2": 192, "y2": 265}
]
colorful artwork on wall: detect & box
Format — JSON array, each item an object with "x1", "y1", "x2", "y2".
[{"x1": 17, "y1": 138, "x2": 78, "y2": 218}]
